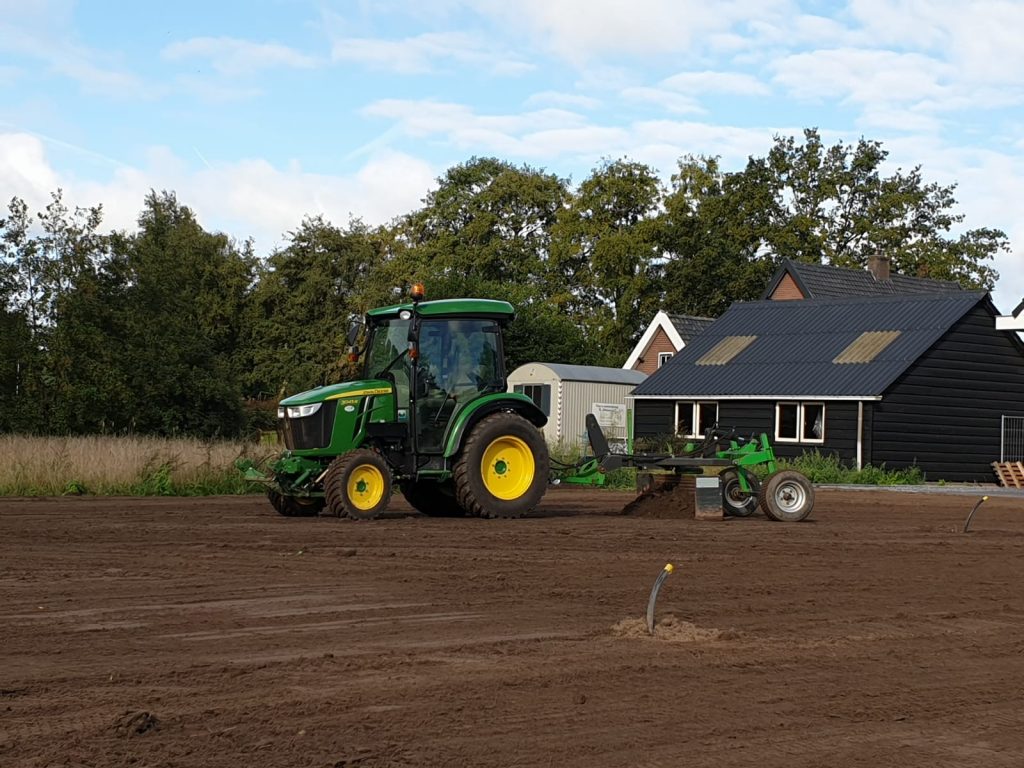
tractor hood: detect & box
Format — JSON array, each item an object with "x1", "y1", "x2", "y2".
[{"x1": 279, "y1": 379, "x2": 392, "y2": 407}]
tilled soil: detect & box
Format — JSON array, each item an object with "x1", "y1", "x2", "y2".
[{"x1": 3, "y1": 487, "x2": 1024, "y2": 767}]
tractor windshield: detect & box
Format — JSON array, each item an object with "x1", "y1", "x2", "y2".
[{"x1": 365, "y1": 317, "x2": 412, "y2": 405}]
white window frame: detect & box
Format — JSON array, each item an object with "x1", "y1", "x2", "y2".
[
  {"x1": 674, "y1": 400, "x2": 719, "y2": 439},
  {"x1": 775, "y1": 401, "x2": 826, "y2": 444},
  {"x1": 657, "y1": 352, "x2": 673, "y2": 368}
]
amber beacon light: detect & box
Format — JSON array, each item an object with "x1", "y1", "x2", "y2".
[{"x1": 410, "y1": 282, "x2": 425, "y2": 302}]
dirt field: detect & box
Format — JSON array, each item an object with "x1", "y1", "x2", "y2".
[{"x1": 3, "y1": 487, "x2": 1024, "y2": 768}]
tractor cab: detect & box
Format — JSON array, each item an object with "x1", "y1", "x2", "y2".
[{"x1": 361, "y1": 294, "x2": 510, "y2": 455}]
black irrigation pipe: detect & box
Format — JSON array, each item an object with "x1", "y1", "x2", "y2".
[
  {"x1": 646, "y1": 563, "x2": 675, "y2": 635},
  {"x1": 962, "y1": 495, "x2": 990, "y2": 533}
]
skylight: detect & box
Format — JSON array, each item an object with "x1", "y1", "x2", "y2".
[
  {"x1": 696, "y1": 335, "x2": 757, "y2": 365},
  {"x1": 833, "y1": 331, "x2": 902, "y2": 364}
]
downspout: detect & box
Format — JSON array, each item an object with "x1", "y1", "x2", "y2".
[{"x1": 856, "y1": 401, "x2": 864, "y2": 470}]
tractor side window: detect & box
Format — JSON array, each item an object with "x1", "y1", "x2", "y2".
[{"x1": 423, "y1": 319, "x2": 502, "y2": 398}]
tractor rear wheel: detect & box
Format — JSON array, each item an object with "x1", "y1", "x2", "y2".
[
  {"x1": 454, "y1": 412, "x2": 549, "y2": 519},
  {"x1": 323, "y1": 449, "x2": 392, "y2": 520},
  {"x1": 721, "y1": 468, "x2": 759, "y2": 517},
  {"x1": 759, "y1": 470, "x2": 814, "y2": 522},
  {"x1": 401, "y1": 479, "x2": 465, "y2": 517}
]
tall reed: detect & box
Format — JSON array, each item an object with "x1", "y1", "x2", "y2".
[{"x1": 0, "y1": 435, "x2": 273, "y2": 496}]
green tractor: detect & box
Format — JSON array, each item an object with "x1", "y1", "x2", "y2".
[{"x1": 239, "y1": 286, "x2": 550, "y2": 519}]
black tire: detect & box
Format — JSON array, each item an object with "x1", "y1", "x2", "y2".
[
  {"x1": 759, "y1": 470, "x2": 814, "y2": 522},
  {"x1": 721, "y1": 468, "x2": 759, "y2": 517},
  {"x1": 267, "y1": 490, "x2": 322, "y2": 517},
  {"x1": 453, "y1": 412, "x2": 550, "y2": 519},
  {"x1": 323, "y1": 449, "x2": 392, "y2": 520},
  {"x1": 267, "y1": 489, "x2": 290, "y2": 516},
  {"x1": 401, "y1": 479, "x2": 465, "y2": 517}
]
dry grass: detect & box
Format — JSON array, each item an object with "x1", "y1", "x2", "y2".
[{"x1": 0, "y1": 435, "x2": 271, "y2": 496}]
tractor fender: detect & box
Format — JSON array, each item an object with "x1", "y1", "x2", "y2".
[{"x1": 443, "y1": 393, "x2": 547, "y2": 458}]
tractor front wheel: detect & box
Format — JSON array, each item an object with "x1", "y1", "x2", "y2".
[
  {"x1": 454, "y1": 412, "x2": 549, "y2": 519},
  {"x1": 324, "y1": 450, "x2": 392, "y2": 520},
  {"x1": 760, "y1": 470, "x2": 814, "y2": 522}
]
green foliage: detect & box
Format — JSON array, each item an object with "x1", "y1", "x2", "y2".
[
  {"x1": 0, "y1": 131, "x2": 1008, "y2": 443},
  {"x1": 777, "y1": 450, "x2": 924, "y2": 485}
]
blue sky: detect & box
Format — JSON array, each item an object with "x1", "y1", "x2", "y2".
[{"x1": 2, "y1": 0, "x2": 1023, "y2": 312}]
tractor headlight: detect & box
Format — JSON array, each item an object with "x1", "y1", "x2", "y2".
[
  {"x1": 286, "y1": 402, "x2": 322, "y2": 419},
  {"x1": 277, "y1": 407, "x2": 285, "y2": 419}
]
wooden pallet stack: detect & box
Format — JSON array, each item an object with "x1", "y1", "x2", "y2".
[{"x1": 992, "y1": 461, "x2": 1024, "y2": 488}]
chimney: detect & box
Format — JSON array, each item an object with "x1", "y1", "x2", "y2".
[{"x1": 867, "y1": 253, "x2": 890, "y2": 281}]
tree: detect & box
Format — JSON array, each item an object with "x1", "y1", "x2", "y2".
[
  {"x1": 550, "y1": 159, "x2": 665, "y2": 365},
  {"x1": 243, "y1": 216, "x2": 381, "y2": 398},
  {"x1": 659, "y1": 130, "x2": 1005, "y2": 320},
  {"x1": 758, "y1": 129, "x2": 1003, "y2": 287},
  {"x1": 113, "y1": 191, "x2": 254, "y2": 437},
  {"x1": 399, "y1": 157, "x2": 570, "y2": 288}
]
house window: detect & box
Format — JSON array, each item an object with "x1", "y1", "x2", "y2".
[
  {"x1": 514, "y1": 384, "x2": 551, "y2": 416},
  {"x1": 775, "y1": 402, "x2": 825, "y2": 443},
  {"x1": 658, "y1": 352, "x2": 673, "y2": 368},
  {"x1": 675, "y1": 401, "x2": 718, "y2": 439}
]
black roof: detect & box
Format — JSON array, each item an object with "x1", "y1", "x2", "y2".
[
  {"x1": 761, "y1": 259, "x2": 964, "y2": 300},
  {"x1": 632, "y1": 291, "x2": 986, "y2": 398},
  {"x1": 666, "y1": 313, "x2": 714, "y2": 343}
]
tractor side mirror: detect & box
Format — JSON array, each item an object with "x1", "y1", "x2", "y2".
[{"x1": 346, "y1": 318, "x2": 363, "y2": 348}]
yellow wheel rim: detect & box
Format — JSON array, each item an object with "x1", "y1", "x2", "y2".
[
  {"x1": 347, "y1": 464, "x2": 385, "y2": 511},
  {"x1": 481, "y1": 435, "x2": 535, "y2": 500}
]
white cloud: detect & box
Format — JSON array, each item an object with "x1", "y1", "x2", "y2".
[
  {"x1": 524, "y1": 91, "x2": 602, "y2": 110},
  {"x1": 472, "y1": 0, "x2": 793, "y2": 63},
  {"x1": 661, "y1": 70, "x2": 770, "y2": 96},
  {"x1": 0, "y1": 2, "x2": 148, "y2": 99},
  {"x1": 0, "y1": 132, "x2": 436, "y2": 251},
  {"x1": 621, "y1": 87, "x2": 704, "y2": 115},
  {"x1": 330, "y1": 30, "x2": 531, "y2": 75},
  {"x1": 162, "y1": 37, "x2": 318, "y2": 77},
  {"x1": 772, "y1": 48, "x2": 951, "y2": 105}
]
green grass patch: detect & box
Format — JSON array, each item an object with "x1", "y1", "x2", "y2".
[{"x1": 775, "y1": 450, "x2": 924, "y2": 485}]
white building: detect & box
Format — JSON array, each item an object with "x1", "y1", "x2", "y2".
[
  {"x1": 996, "y1": 299, "x2": 1024, "y2": 330},
  {"x1": 507, "y1": 363, "x2": 647, "y2": 449}
]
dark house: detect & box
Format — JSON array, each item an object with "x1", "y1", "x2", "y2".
[
  {"x1": 763, "y1": 255, "x2": 964, "y2": 301},
  {"x1": 630, "y1": 291, "x2": 1024, "y2": 482}
]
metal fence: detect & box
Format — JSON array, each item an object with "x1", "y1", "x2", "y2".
[{"x1": 1002, "y1": 415, "x2": 1024, "y2": 462}]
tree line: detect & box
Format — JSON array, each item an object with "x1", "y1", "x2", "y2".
[{"x1": 0, "y1": 129, "x2": 1007, "y2": 438}]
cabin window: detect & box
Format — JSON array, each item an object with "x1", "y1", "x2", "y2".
[
  {"x1": 514, "y1": 384, "x2": 551, "y2": 416},
  {"x1": 675, "y1": 401, "x2": 718, "y2": 439},
  {"x1": 658, "y1": 352, "x2": 673, "y2": 368},
  {"x1": 775, "y1": 402, "x2": 825, "y2": 443}
]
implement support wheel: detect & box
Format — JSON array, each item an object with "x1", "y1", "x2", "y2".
[
  {"x1": 721, "y1": 468, "x2": 759, "y2": 517},
  {"x1": 323, "y1": 449, "x2": 392, "y2": 520},
  {"x1": 760, "y1": 470, "x2": 814, "y2": 522},
  {"x1": 454, "y1": 412, "x2": 550, "y2": 519}
]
